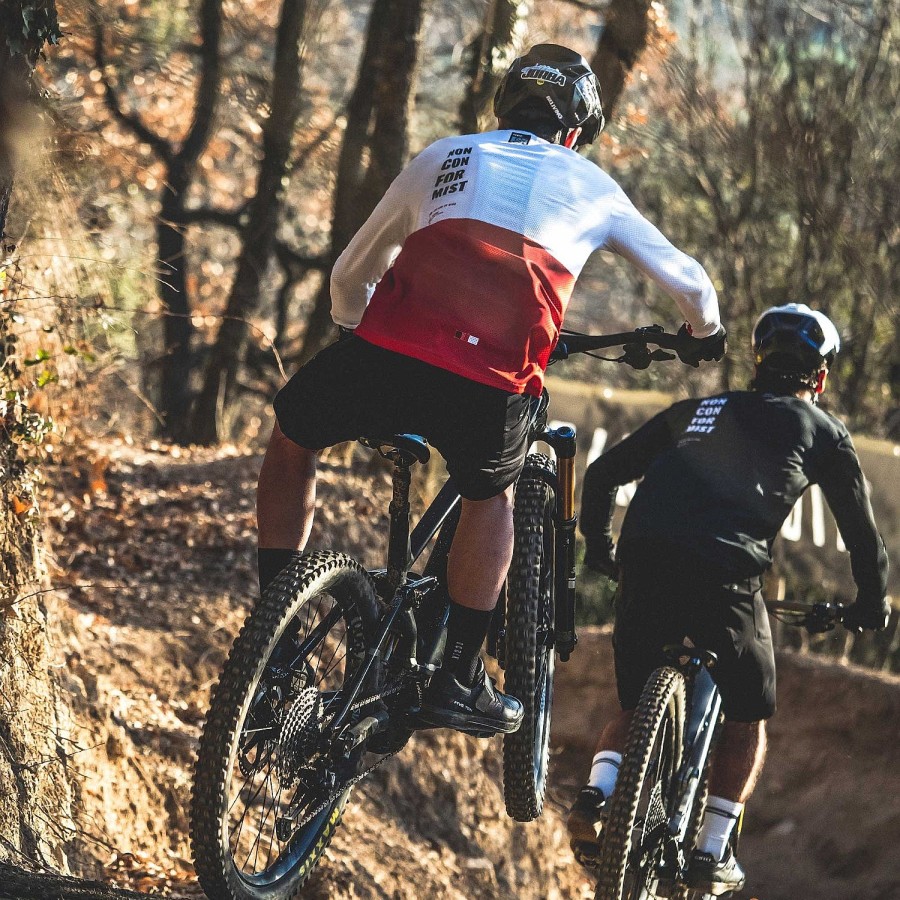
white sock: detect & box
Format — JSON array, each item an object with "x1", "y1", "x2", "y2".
[
  {"x1": 587, "y1": 751, "x2": 622, "y2": 798},
  {"x1": 697, "y1": 795, "x2": 744, "y2": 860}
]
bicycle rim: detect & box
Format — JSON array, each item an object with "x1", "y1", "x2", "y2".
[{"x1": 191, "y1": 552, "x2": 376, "y2": 900}]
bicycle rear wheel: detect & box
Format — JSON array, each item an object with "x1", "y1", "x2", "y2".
[
  {"x1": 191, "y1": 551, "x2": 379, "y2": 900},
  {"x1": 503, "y1": 454, "x2": 556, "y2": 821},
  {"x1": 595, "y1": 667, "x2": 686, "y2": 900}
]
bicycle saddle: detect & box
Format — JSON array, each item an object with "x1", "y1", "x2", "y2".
[
  {"x1": 360, "y1": 433, "x2": 431, "y2": 465},
  {"x1": 663, "y1": 644, "x2": 718, "y2": 669}
]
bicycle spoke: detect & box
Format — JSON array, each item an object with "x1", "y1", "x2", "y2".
[
  {"x1": 220, "y1": 588, "x2": 358, "y2": 879},
  {"x1": 191, "y1": 552, "x2": 375, "y2": 898}
]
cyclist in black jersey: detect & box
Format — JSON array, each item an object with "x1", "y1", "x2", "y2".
[{"x1": 567, "y1": 304, "x2": 889, "y2": 895}]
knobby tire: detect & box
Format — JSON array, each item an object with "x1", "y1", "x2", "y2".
[
  {"x1": 190, "y1": 551, "x2": 378, "y2": 900},
  {"x1": 595, "y1": 667, "x2": 686, "y2": 900},
  {"x1": 503, "y1": 454, "x2": 556, "y2": 821}
]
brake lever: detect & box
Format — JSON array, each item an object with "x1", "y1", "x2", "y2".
[
  {"x1": 620, "y1": 343, "x2": 652, "y2": 369},
  {"x1": 807, "y1": 602, "x2": 839, "y2": 634},
  {"x1": 650, "y1": 350, "x2": 676, "y2": 362}
]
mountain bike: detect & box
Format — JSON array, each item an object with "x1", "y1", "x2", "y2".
[
  {"x1": 591, "y1": 600, "x2": 848, "y2": 900},
  {"x1": 189, "y1": 326, "x2": 684, "y2": 900}
]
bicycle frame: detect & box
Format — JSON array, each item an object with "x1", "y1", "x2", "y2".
[
  {"x1": 323, "y1": 417, "x2": 582, "y2": 742},
  {"x1": 325, "y1": 447, "x2": 460, "y2": 739},
  {"x1": 669, "y1": 662, "x2": 722, "y2": 845},
  {"x1": 665, "y1": 601, "x2": 845, "y2": 825},
  {"x1": 613, "y1": 650, "x2": 724, "y2": 896},
  {"x1": 324, "y1": 326, "x2": 684, "y2": 750}
]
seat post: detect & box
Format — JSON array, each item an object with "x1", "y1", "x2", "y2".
[{"x1": 386, "y1": 451, "x2": 415, "y2": 593}]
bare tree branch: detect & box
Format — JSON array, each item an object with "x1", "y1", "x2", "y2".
[{"x1": 90, "y1": 7, "x2": 174, "y2": 165}]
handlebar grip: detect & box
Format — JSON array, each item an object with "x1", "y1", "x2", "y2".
[{"x1": 765, "y1": 599, "x2": 847, "y2": 632}]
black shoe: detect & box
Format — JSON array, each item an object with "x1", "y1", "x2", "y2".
[
  {"x1": 567, "y1": 785, "x2": 607, "y2": 844},
  {"x1": 684, "y1": 849, "x2": 746, "y2": 896},
  {"x1": 567, "y1": 786, "x2": 607, "y2": 868},
  {"x1": 418, "y1": 661, "x2": 523, "y2": 735}
]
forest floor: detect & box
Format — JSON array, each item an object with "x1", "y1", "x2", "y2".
[{"x1": 1, "y1": 440, "x2": 897, "y2": 899}]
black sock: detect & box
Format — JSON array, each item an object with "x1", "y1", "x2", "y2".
[
  {"x1": 443, "y1": 600, "x2": 494, "y2": 685},
  {"x1": 257, "y1": 548, "x2": 304, "y2": 595}
]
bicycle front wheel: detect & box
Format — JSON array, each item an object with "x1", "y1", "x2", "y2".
[
  {"x1": 595, "y1": 667, "x2": 686, "y2": 900},
  {"x1": 191, "y1": 551, "x2": 379, "y2": 900},
  {"x1": 503, "y1": 454, "x2": 556, "y2": 821}
]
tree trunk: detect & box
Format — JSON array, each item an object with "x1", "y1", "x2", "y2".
[
  {"x1": 0, "y1": 155, "x2": 12, "y2": 245},
  {"x1": 591, "y1": 0, "x2": 654, "y2": 120},
  {"x1": 189, "y1": 0, "x2": 309, "y2": 444},
  {"x1": 298, "y1": 0, "x2": 425, "y2": 365},
  {"x1": 157, "y1": 172, "x2": 195, "y2": 443},
  {"x1": 93, "y1": 0, "x2": 223, "y2": 442},
  {"x1": 0, "y1": 44, "x2": 30, "y2": 241},
  {"x1": 458, "y1": 0, "x2": 530, "y2": 135}
]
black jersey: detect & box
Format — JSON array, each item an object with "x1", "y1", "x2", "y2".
[{"x1": 580, "y1": 390, "x2": 888, "y2": 603}]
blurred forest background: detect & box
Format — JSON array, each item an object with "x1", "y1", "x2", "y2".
[
  {"x1": 1, "y1": 0, "x2": 896, "y2": 609},
  {"x1": 2, "y1": 0, "x2": 897, "y2": 453},
  {"x1": 0, "y1": 0, "x2": 897, "y2": 889}
]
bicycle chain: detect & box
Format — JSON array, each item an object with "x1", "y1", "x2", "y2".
[
  {"x1": 276, "y1": 679, "x2": 408, "y2": 836},
  {"x1": 281, "y1": 739, "x2": 404, "y2": 837}
]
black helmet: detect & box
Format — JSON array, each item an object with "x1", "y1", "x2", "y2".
[{"x1": 493, "y1": 44, "x2": 605, "y2": 146}]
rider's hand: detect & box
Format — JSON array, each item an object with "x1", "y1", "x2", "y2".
[
  {"x1": 676, "y1": 324, "x2": 727, "y2": 368},
  {"x1": 843, "y1": 597, "x2": 891, "y2": 632},
  {"x1": 583, "y1": 539, "x2": 618, "y2": 581}
]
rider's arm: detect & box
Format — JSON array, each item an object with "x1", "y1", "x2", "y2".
[
  {"x1": 330, "y1": 146, "x2": 439, "y2": 329},
  {"x1": 603, "y1": 187, "x2": 721, "y2": 339},
  {"x1": 816, "y1": 433, "x2": 889, "y2": 607},
  {"x1": 579, "y1": 407, "x2": 678, "y2": 547}
]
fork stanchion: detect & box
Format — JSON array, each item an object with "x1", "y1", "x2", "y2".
[{"x1": 547, "y1": 425, "x2": 578, "y2": 661}]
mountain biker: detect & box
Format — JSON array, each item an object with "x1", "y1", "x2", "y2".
[
  {"x1": 568, "y1": 303, "x2": 890, "y2": 894},
  {"x1": 256, "y1": 44, "x2": 725, "y2": 738}
]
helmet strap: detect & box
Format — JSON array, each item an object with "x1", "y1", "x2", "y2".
[
  {"x1": 815, "y1": 368, "x2": 828, "y2": 396},
  {"x1": 563, "y1": 127, "x2": 582, "y2": 149}
]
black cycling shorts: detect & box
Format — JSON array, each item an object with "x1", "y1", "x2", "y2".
[
  {"x1": 612, "y1": 543, "x2": 776, "y2": 722},
  {"x1": 273, "y1": 336, "x2": 532, "y2": 500}
]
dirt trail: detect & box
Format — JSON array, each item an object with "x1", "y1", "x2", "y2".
[
  {"x1": 4, "y1": 441, "x2": 894, "y2": 899},
  {"x1": 27, "y1": 442, "x2": 594, "y2": 898},
  {"x1": 552, "y1": 630, "x2": 900, "y2": 900}
]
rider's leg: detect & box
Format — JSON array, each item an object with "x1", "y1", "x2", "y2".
[
  {"x1": 256, "y1": 422, "x2": 318, "y2": 592},
  {"x1": 419, "y1": 484, "x2": 522, "y2": 732},
  {"x1": 696, "y1": 719, "x2": 766, "y2": 858},
  {"x1": 585, "y1": 707, "x2": 633, "y2": 796},
  {"x1": 567, "y1": 706, "x2": 634, "y2": 847},
  {"x1": 442, "y1": 486, "x2": 515, "y2": 683},
  {"x1": 708, "y1": 719, "x2": 767, "y2": 801}
]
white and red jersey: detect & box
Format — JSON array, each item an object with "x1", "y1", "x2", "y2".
[{"x1": 332, "y1": 129, "x2": 720, "y2": 397}]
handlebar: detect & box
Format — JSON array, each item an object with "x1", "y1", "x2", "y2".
[
  {"x1": 765, "y1": 600, "x2": 847, "y2": 634},
  {"x1": 550, "y1": 324, "x2": 682, "y2": 369}
]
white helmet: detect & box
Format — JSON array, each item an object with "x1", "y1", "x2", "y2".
[{"x1": 752, "y1": 303, "x2": 840, "y2": 370}]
